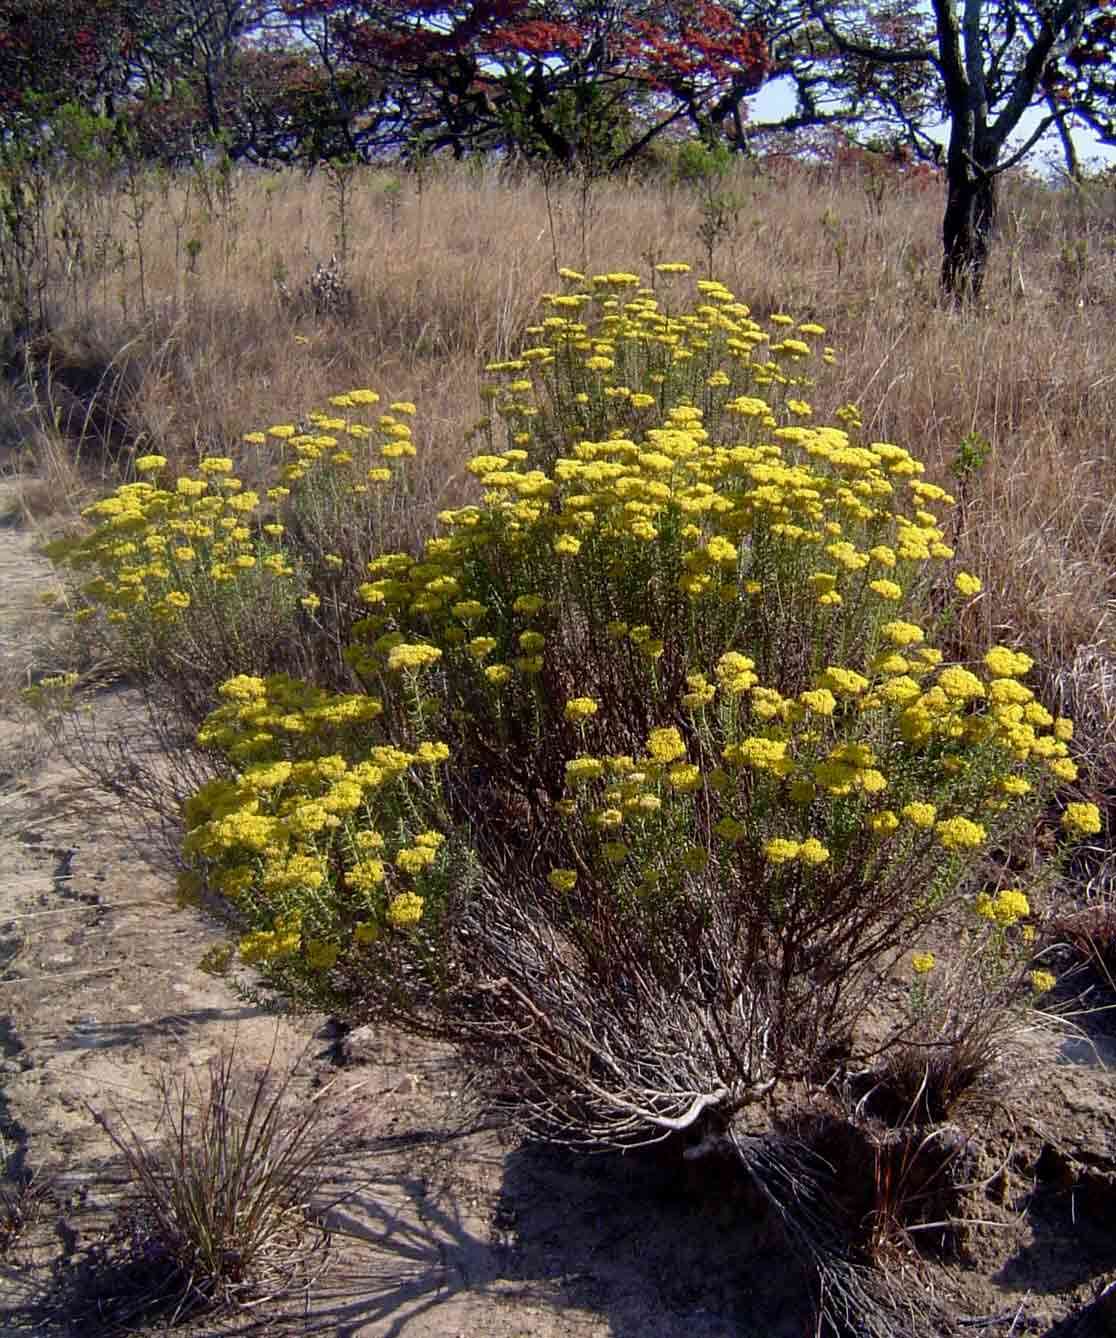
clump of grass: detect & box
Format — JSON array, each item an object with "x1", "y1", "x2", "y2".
[
  {"x1": 87, "y1": 1042, "x2": 345, "y2": 1324},
  {"x1": 0, "y1": 1133, "x2": 51, "y2": 1258},
  {"x1": 864, "y1": 1122, "x2": 976, "y2": 1262}
]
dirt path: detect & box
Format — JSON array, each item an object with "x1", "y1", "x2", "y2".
[{"x1": 0, "y1": 491, "x2": 334, "y2": 1321}]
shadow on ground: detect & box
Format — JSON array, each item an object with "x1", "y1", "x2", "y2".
[{"x1": 278, "y1": 1135, "x2": 819, "y2": 1338}]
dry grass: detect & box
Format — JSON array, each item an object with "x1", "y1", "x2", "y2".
[
  {"x1": 78, "y1": 1040, "x2": 353, "y2": 1329},
  {"x1": 5, "y1": 157, "x2": 1116, "y2": 759}
]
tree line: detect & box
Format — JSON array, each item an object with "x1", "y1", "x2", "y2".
[{"x1": 2, "y1": 0, "x2": 1114, "y2": 298}]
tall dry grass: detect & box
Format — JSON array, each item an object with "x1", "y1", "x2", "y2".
[{"x1": 5, "y1": 157, "x2": 1116, "y2": 773}]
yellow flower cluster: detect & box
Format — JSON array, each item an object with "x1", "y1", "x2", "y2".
[
  {"x1": 47, "y1": 389, "x2": 417, "y2": 643},
  {"x1": 180, "y1": 671, "x2": 452, "y2": 966},
  {"x1": 974, "y1": 887, "x2": 1030, "y2": 927},
  {"x1": 1061, "y1": 802, "x2": 1102, "y2": 837},
  {"x1": 239, "y1": 909, "x2": 303, "y2": 965}
]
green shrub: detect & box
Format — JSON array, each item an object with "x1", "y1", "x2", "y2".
[
  {"x1": 41, "y1": 391, "x2": 420, "y2": 723},
  {"x1": 152, "y1": 264, "x2": 1094, "y2": 1152}
]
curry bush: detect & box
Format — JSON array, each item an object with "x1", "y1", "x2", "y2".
[
  {"x1": 42, "y1": 393, "x2": 419, "y2": 722},
  {"x1": 45, "y1": 266, "x2": 1097, "y2": 1157}
]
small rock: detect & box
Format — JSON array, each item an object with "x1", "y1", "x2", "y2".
[
  {"x1": 0, "y1": 1059, "x2": 22, "y2": 1075},
  {"x1": 338, "y1": 1024, "x2": 381, "y2": 1065}
]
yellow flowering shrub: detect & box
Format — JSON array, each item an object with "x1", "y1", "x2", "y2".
[
  {"x1": 75, "y1": 266, "x2": 1087, "y2": 1149},
  {"x1": 40, "y1": 393, "x2": 422, "y2": 723}
]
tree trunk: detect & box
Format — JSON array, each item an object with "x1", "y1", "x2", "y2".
[{"x1": 940, "y1": 162, "x2": 997, "y2": 302}]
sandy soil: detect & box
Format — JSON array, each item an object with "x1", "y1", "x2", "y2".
[{"x1": 1, "y1": 477, "x2": 1115, "y2": 1338}]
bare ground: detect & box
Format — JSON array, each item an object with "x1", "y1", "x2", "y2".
[{"x1": 1, "y1": 477, "x2": 1116, "y2": 1338}]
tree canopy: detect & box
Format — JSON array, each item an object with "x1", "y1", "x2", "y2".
[{"x1": 2, "y1": 0, "x2": 1113, "y2": 298}]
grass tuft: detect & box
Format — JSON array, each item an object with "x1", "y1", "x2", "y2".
[{"x1": 86, "y1": 1040, "x2": 348, "y2": 1325}]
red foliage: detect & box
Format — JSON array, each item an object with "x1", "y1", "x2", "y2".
[
  {"x1": 285, "y1": 1, "x2": 766, "y2": 91},
  {"x1": 830, "y1": 134, "x2": 941, "y2": 193},
  {"x1": 0, "y1": 0, "x2": 139, "y2": 118},
  {"x1": 275, "y1": 0, "x2": 769, "y2": 162},
  {"x1": 481, "y1": 18, "x2": 583, "y2": 56},
  {"x1": 626, "y1": 3, "x2": 768, "y2": 92}
]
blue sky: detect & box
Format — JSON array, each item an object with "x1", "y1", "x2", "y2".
[{"x1": 748, "y1": 75, "x2": 1116, "y2": 176}]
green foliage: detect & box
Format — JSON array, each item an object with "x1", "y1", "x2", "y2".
[
  {"x1": 949, "y1": 430, "x2": 992, "y2": 524},
  {"x1": 950, "y1": 431, "x2": 991, "y2": 483},
  {"x1": 673, "y1": 140, "x2": 741, "y2": 276},
  {"x1": 323, "y1": 155, "x2": 360, "y2": 267},
  {"x1": 500, "y1": 74, "x2": 634, "y2": 174},
  {"x1": 0, "y1": 100, "x2": 121, "y2": 335},
  {"x1": 673, "y1": 138, "x2": 734, "y2": 188}
]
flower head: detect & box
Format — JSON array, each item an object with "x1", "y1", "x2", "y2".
[
  {"x1": 935, "y1": 816, "x2": 986, "y2": 850},
  {"x1": 1061, "y1": 802, "x2": 1102, "y2": 837},
  {"x1": 387, "y1": 643, "x2": 442, "y2": 672},
  {"x1": 387, "y1": 892, "x2": 425, "y2": 928},
  {"x1": 645, "y1": 727, "x2": 687, "y2": 764},
  {"x1": 881, "y1": 620, "x2": 924, "y2": 648}
]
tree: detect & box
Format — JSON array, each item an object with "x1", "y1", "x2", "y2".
[
  {"x1": 278, "y1": 2, "x2": 769, "y2": 166},
  {"x1": 120, "y1": 3, "x2": 373, "y2": 164},
  {"x1": 742, "y1": 0, "x2": 1116, "y2": 300},
  {"x1": 124, "y1": 1, "x2": 273, "y2": 140},
  {"x1": 0, "y1": 0, "x2": 150, "y2": 133}
]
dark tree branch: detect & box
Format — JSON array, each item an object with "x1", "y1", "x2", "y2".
[{"x1": 805, "y1": 0, "x2": 940, "y2": 66}]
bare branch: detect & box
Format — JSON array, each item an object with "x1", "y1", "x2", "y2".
[
  {"x1": 805, "y1": 0, "x2": 940, "y2": 66},
  {"x1": 988, "y1": 0, "x2": 1087, "y2": 146},
  {"x1": 984, "y1": 106, "x2": 1070, "y2": 173}
]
